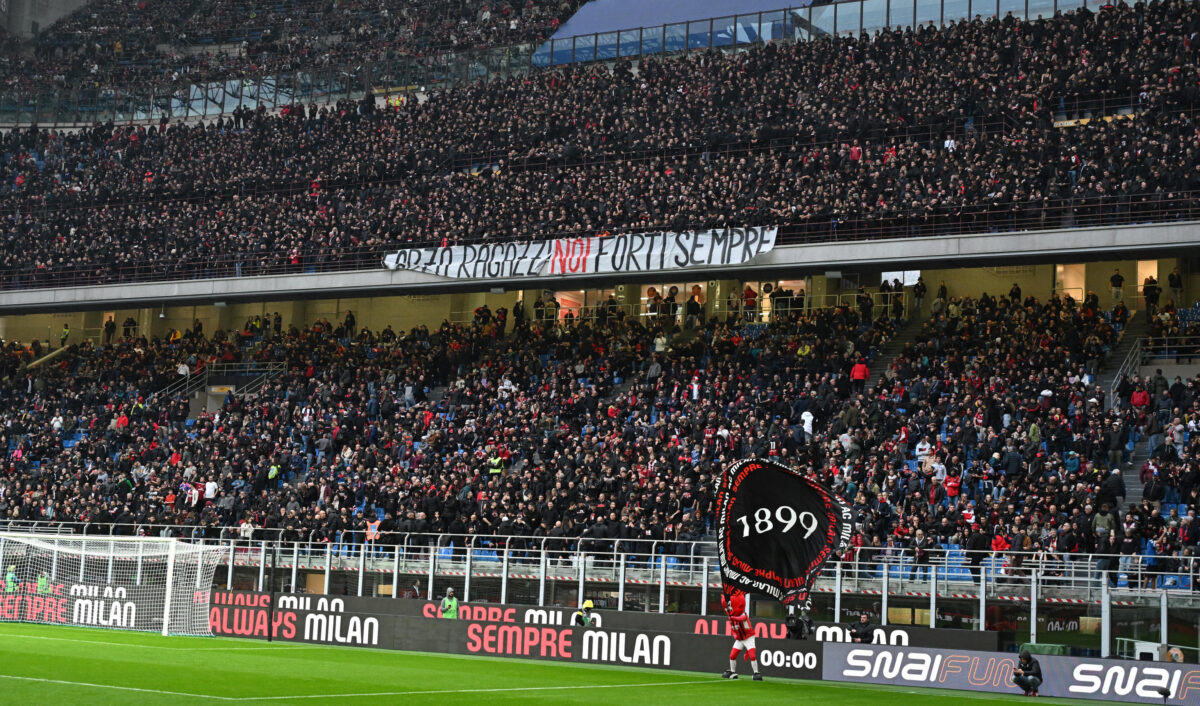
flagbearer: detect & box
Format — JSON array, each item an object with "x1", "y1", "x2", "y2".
[
  {"x1": 721, "y1": 590, "x2": 762, "y2": 681},
  {"x1": 572, "y1": 600, "x2": 596, "y2": 626}
]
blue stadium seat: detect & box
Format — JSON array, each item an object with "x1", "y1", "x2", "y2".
[
  {"x1": 1157, "y1": 575, "x2": 1190, "y2": 590},
  {"x1": 946, "y1": 566, "x2": 973, "y2": 582}
]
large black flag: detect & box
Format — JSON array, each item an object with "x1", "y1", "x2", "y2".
[{"x1": 716, "y1": 458, "x2": 854, "y2": 606}]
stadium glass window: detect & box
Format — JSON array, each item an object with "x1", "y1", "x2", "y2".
[{"x1": 880, "y1": 271, "x2": 922, "y2": 287}]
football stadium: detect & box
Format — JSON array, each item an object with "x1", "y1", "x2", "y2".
[{"x1": 1, "y1": 0, "x2": 1199, "y2": 702}]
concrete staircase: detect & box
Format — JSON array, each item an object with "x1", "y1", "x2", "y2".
[
  {"x1": 870, "y1": 318, "x2": 924, "y2": 387},
  {"x1": 1093, "y1": 313, "x2": 1151, "y2": 403},
  {"x1": 1092, "y1": 313, "x2": 1151, "y2": 511},
  {"x1": 1122, "y1": 441, "x2": 1147, "y2": 509}
]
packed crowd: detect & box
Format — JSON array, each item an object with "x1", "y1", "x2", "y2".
[
  {"x1": 1, "y1": 286, "x2": 1197, "y2": 585},
  {"x1": 1, "y1": 2, "x2": 1199, "y2": 288},
  {"x1": 1, "y1": 0, "x2": 580, "y2": 92},
  {"x1": 0, "y1": 295, "x2": 893, "y2": 549},
  {"x1": 854, "y1": 288, "x2": 1199, "y2": 585}
]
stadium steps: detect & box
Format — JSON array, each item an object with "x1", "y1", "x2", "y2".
[
  {"x1": 188, "y1": 390, "x2": 208, "y2": 418},
  {"x1": 1122, "y1": 440, "x2": 1148, "y2": 509},
  {"x1": 870, "y1": 318, "x2": 923, "y2": 387},
  {"x1": 1095, "y1": 311, "x2": 1150, "y2": 409},
  {"x1": 26, "y1": 345, "x2": 71, "y2": 371}
]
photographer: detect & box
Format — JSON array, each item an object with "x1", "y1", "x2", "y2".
[
  {"x1": 1013, "y1": 650, "x2": 1043, "y2": 697},
  {"x1": 786, "y1": 608, "x2": 815, "y2": 640}
]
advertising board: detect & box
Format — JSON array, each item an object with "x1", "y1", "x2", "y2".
[{"x1": 823, "y1": 643, "x2": 1200, "y2": 704}]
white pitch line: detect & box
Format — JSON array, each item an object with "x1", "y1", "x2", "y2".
[
  {"x1": 0, "y1": 633, "x2": 317, "y2": 652},
  {"x1": 236, "y1": 679, "x2": 729, "y2": 701},
  {"x1": 0, "y1": 674, "x2": 235, "y2": 700}
]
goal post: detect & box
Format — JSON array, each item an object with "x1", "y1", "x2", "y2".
[{"x1": 0, "y1": 533, "x2": 226, "y2": 636}]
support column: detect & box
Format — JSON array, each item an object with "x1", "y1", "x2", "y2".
[
  {"x1": 1030, "y1": 571, "x2": 1039, "y2": 645},
  {"x1": 577, "y1": 552, "x2": 586, "y2": 607},
  {"x1": 391, "y1": 547, "x2": 400, "y2": 599},
  {"x1": 1160, "y1": 591, "x2": 1169, "y2": 646},
  {"x1": 257, "y1": 541, "x2": 266, "y2": 592},
  {"x1": 357, "y1": 547, "x2": 365, "y2": 597},
  {"x1": 1100, "y1": 579, "x2": 1112, "y2": 658},
  {"x1": 658, "y1": 557, "x2": 667, "y2": 614},
  {"x1": 978, "y1": 566, "x2": 987, "y2": 631},
  {"x1": 426, "y1": 547, "x2": 435, "y2": 599},
  {"x1": 617, "y1": 554, "x2": 626, "y2": 611},
  {"x1": 323, "y1": 544, "x2": 331, "y2": 594},
  {"x1": 538, "y1": 549, "x2": 548, "y2": 606},
  {"x1": 929, "y1": 565, "x2": 936, "y2": 629},
  {"x1": 500, "y1": 550, "x2": 509, "y2": 604},
  {"x1": 881, "y1": 565, "x2": 889, "y2": 626},
  {"x1": 833, "y1": 563, "x2": 842, "y2": 623}
]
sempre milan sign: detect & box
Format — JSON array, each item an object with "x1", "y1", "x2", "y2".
[
  {"x1": 382, "y1": 227, "x2": 776, "y2": 279},
  {"x1": 717, "y1": 458, "x2": 854, "y2": 606}
]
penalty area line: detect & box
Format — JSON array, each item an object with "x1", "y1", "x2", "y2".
[
  {"x1": 236, "y1": 678, "x2": 731, "y2": 701},
  {"x1": 0, "y1": 674, "x2": 236, "y2": 700}
]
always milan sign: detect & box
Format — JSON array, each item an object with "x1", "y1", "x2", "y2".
[{"x1": 382, "y1": 227, "x2": 777, "y2": 279}]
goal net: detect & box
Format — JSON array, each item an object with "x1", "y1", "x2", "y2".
[{"x1": 0, "y1": 533, "x2": 226, "y2": 636}]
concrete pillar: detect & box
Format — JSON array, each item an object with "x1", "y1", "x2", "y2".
[
  {"x1": 808, "y1": 275, "x2": 831, "y2": 309},
  {"x1": 6, "y1": 0, "x2": 90, "y2": 38}
]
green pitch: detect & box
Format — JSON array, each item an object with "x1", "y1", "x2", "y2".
[{"x1": 0, "y1": 622, "x2": 1095, "y2": 705}]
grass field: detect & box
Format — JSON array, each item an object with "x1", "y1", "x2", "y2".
[{"x1": 0, "y1": 623, "x2": 1100, "y2": 705}]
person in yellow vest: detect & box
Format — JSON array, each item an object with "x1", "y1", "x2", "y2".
[
  {"x1": 365, "y1": 517, "x2": 381, "y2": 557},
  {"x1": 572, "y1": 600, "x2": 595, "y2": 626},
  {"x1": 440, "y1": 587, "x2": 458, "y2": 618}
]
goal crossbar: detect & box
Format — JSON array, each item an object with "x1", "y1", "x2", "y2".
[{"x1": 0, "y1": 533, "x2": 225, "y2": 636}]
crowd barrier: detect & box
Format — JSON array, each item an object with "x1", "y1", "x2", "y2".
[{"x1": 200, "y1": 591, "x2": 1196, "y2": 702}]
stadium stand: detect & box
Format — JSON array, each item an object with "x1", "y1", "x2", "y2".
[
  {"x1": 0, "y1": 290, "x2": 1196, "y2": 588},
  {"x1": 1, "y1": 0, "x2": 579, "y2": 92},
  {"x1": 0, "y1": 2, "x2": 1199, "y2": 289}
]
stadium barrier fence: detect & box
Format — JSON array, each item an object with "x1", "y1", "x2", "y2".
[{"x1": 2, "y1": 522, "x2": 1197, "y2": 658}]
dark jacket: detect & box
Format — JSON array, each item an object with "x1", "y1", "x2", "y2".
[{"x1": 1017, "y1": 655, "x2": 1043, "y2": 680}]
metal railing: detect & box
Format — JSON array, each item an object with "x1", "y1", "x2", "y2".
[
  {"x1": 0, "y1": 0, "x2": 1170, "y2": 127},
  {"x1": 1141, "y1": 334, "x2": 1200, "y2": 363},
  {"x1": 446, "y1": 290, "x2": 910, "y2": 328},
  {"x1": 1108, "y1": 317, "x2": 1144, "y2": 406},
  {"x1": 0, "y1": 196, "x2": 1195, "y2": 294},
  {"x1": 151, "y1": 361, "x2": 286, "y2": 401},
  {"x1": 5, "y1": 521, "x2": 1194, "y2": 601}
]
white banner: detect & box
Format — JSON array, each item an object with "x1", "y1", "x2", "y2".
[{"x1": 382, "y1": 227, "x2": 777, "y2": 279}]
